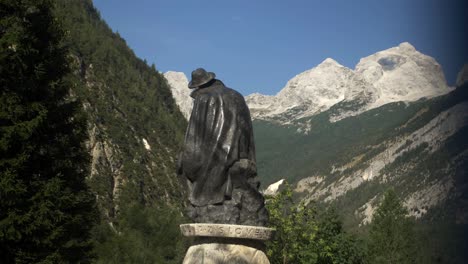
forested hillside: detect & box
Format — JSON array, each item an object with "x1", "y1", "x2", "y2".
[
  {"x1": 55, "y1": 0, "x2": 187, "y2": 216},
  {"x1": 54, "y1": 0, "x2": 189, "y2": 262}
]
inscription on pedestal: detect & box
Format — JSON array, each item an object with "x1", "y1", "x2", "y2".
[{"x1": 180, "y1": 224, "x2": 274, "y2": 241}]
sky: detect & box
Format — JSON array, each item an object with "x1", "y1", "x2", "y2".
[{"x1": 93, "y1": 0, "x2": 467, "y2": 96}]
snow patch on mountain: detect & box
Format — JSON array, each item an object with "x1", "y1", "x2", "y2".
[
  {"x1": 164, "y1": 71, "x2": 193, "y2": 119},
  {"x1": 142, "y1": 138, "x2": 151, "y2": 151},
  {"x1": 263, "y1": 179, "x2": 285, "y2": 196}
]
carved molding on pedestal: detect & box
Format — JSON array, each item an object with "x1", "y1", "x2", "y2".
[
  {"x1": 180, "y1": 223, "x2": 274, "y2": 240},
  {"x1": 180, "y1": 223, "x2": 275, "y2": 264}
]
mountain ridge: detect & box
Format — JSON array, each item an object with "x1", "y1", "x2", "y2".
[
  {"x1": 245, "y1": 42, "x2": 452, "y2": 123},
  {"x1": 165, "y1": 42, "x2": 454, "y2": 125}
]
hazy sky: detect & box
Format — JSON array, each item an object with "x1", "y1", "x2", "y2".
[{"x1": 93, "y1": 0, "x2": 467, "y2": 95}]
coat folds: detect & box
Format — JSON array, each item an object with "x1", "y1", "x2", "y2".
[{"x1": 179, "y1": 80, "x2": 256, "y2": 207}]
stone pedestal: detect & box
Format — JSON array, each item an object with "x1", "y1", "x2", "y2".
[{"x1": 180, "y1": 223, "x2": 274, "y2": 264}]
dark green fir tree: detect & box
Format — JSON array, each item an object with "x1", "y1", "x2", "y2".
[
  {"x1": 368, "y1": 189, "x2": 417, "y2": 264},
  {"x1": 0, "y1": 0, "x2": 98, "y2": 263}
]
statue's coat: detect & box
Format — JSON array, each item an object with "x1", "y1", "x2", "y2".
[{"x1": 179, "y1": 80, "x2": 256, "y2": 207}]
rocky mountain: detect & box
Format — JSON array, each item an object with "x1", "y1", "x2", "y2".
[
  {"x1": 246, "y1": 58, "x2": 376, "y2": 123},
  {"x1": 356, "y1": 42, "x2": 450, "y2": 105},
  {"x1": 246, "y1": 42, "x2": 452, "y2": 124},
  {"x1": 164, "y1": 71, "x2": 193, "y2": 119}
]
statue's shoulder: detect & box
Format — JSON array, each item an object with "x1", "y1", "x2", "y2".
[
  {"x1": 191, "y1": 86, "x2": 216, "y2": 100},
  {"x1": 220, "y1": 85, "x2": 244, "y2": 101},
  {"x1": 193, "y1": 82, "x2": 244, "y2": 103}
]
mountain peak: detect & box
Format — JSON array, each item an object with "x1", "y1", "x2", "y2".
[
  {"x1": 164, "y1": 71, "x2": 188, "y2": 82},
  {"x1": 319, "y1": 58, "x2": 342, "y2": 67},
  {"x1": 355, "y1": 42, "x2": 450, "y2": 107},
  {"x1": 398, "y1": 42, "x2": 416, "y2": 51}
]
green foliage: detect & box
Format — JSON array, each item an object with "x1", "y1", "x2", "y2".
[
  {"x1": 368, "y1": 189, "x2": 417, "y2": 264},
  {"x1": 266, "y1": 184, "x2": 366, "y2": 264},
  {"x1": 92, "y1": 202, "x2": 187, "y2": 264},
  {"x1": 0, "y1": 0, "x2": 98, "y2": 262}
]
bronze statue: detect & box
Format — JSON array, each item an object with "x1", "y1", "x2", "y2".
[{"x1": 177, "y1": 68, "x2": 268, "y2": 226}]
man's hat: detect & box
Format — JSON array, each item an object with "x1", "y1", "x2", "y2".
[{"x1": 188, "y1": 68, "x2": 216, "y2": 88}]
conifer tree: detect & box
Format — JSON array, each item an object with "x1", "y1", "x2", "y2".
[
  {"x1": 368, "y1": 189, "x2": 417, "y2": 264},
  {"x1": 0, "y1": 0, "x2": 97, "y2": 262}
]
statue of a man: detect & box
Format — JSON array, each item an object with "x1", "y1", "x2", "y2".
[{"x1": 177, "y1": 68, "x2": 268, "y2": 226}]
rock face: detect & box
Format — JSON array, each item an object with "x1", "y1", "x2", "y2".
[
  {"x1": 245, "y1": 42, "x2": 452, "y2": 123},
  {"x1": 87, "y1": 123, "x2": 123, "y2": 220},
  {"x1": 164, "y1": 71, "x2": 193, "y2": 119}
]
